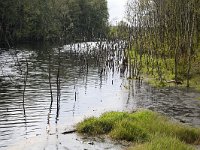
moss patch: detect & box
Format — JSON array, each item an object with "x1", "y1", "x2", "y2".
[{"x1": 76, "y1": 110, "x2": 200, "y2": 149}]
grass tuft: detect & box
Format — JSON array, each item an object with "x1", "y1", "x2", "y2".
[
  {"x1": 76, "y1": 110, "x2": 200, "y2": 149},
  {"x1": 76, "y1": 117, "x2": 113, "y2": 135},
  {"x1": 130, "y1": 136, "x2": 195, "y2": 150},
  {"x1": 109, "y1": 119, "x2": 148, "y2": 142}
]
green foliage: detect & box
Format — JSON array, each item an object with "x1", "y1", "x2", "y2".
[
  {"x1": 0, "y1": 0, "x2": 109, "y2": 46},
  {"x1": 126, "y1": 0, "x2": 200, "y2": 89},
  {"x1": 108, "y1": 21, "x2": 129, "y2": 40},
  {"x1": 77, "y1": 110, "x2": 200, "y2": 148},
  {"x1": 129, "y1": 48, "x2": 200, "y2": 91}
]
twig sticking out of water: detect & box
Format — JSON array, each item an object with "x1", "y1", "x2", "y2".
[
  {"x1": 56, "y1": 47, "x2": 61, "y2": 123},
  {"x1": 22, "y1": 58, "x2": 28, "y2": 116},
  {"x1": 47, "y1": 51, "x2": 53, "y2": 124},
  {"x1": 48, "y1": 53, "x2": 53, "y2": 110},
  {"x1": 62, "y1": 129, "x2": 77, "y2": 134}
]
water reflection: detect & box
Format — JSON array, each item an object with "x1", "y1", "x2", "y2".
[
  {"x1": 0, "y1": 42, "x2": 128, "y2": 149},
  {"x1": 0, "y1": 42, "x2": 200, "y2": 150}
]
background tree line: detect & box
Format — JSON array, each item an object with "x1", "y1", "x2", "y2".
[
  {"x1": 0, "y1": 0, "x2": 108, "y2": 47},
  {"x1": 124, "y1": 0, "x2": 200, "y2": 88}
]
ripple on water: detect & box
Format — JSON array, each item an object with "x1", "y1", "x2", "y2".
[{"x1": 0, "y1": 43, "x2": 200, "y2": 150}]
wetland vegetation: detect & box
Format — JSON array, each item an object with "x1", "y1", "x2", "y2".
[
  {"x1": 0, "y1": 0, "x2": 200, "y2": 149},
  {"x1": 77, "y1": 110, "x2": 200, "y2": 150}
]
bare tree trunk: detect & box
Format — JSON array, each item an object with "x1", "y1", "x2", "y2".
[{"x1": 187, "y1": 14, "x2": 195, "y2": 87}]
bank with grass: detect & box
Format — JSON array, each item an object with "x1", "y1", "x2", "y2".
[
  {"x1": 121, "y1": 0, "x2": 200, "y2": 92},
  {"x1": 76, "y1": 110, "x2": 200, "y2": 150},
  {"x1": 127, "y1": 48, "x2": 200, "y2": 92}
]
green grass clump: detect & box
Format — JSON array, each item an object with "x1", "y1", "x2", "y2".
[
  {"x1": 77, "y1": 112, "x2": 130, "y2": 135},
  {"x1": 130, "y1": 136, "x2": 195, "y2": 150},
  {"x1": 109, "y1": 119, "x2": 148, "y2": 142},
  {"x1": 76, "y1": 117, "x2": 112, "y2": 135},
  {"x1": 76, "y1": 110, "x2": 200, "y2": 149}
]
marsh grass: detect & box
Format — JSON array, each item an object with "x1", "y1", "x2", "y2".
[
  {"x1": 130, "y1": 136, "x2": 195, "y2": 150},
  {"x1": 76, "y1": 110, "x2": 200, "y2": 149}
]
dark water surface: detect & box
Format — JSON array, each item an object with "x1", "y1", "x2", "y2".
[{"x1": 0, "y1": 43, "x2": 200, "y2": 150}]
